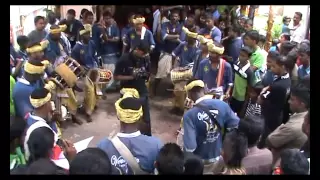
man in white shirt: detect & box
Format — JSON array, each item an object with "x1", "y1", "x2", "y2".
[{"x1": 290, "y1": 12, "x2": 305, "y2": 44}]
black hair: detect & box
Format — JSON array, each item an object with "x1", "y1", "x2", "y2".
[
  {"x1": 135, "y1": 41, "x2": 150, "y2": 54},
  {"x1": 156, "y1": 143, "x2": 184, "y2": 175},
  {"x1": 103, "y1": 11, "x2": 113, "y2": 18},
  {"x1": 281, "y1": 41, "x2": 296, "y2": 56},
  {"x1": 244, "y1": 30, "x2": 260, "y2": 44},
  {"x1": 83, "y1": 11, "x2": 94, "y2": 20},
  {"x1": 67, "y1": 9, "x2": 76, "y2": 16},
  {"x1": 297, "y1": 43, "x2": 310, "y2": 56},
  {"x1": 290, "y1": 83, "x2": 310, "y2": 108},
  {"x1": 119, "y1": 97, "x2": 142, "y2": 111},
  {"x1": 170, "y1": 10, "x2": 180, "y2": 17},
  {"x1": 223, "y1": 130, "x2": 248, "y2": 168},
  {"x1": 240, "y1": 46, "x2": 253, "y2": 57},
  {"x1": 128, "y1": 12, "x2": 135, "y2": 19},
  {"x1": 30, "y1": 88, "x2": 50, "y2": 100},
  {"x1": 281, "y1": 33, "x2": 291, "y2": 41},
  {"x1": 230, "y1": 23, "x2": 242, "y2": 36},
  {"x1": 34, "y1": 16, "x2": 45, "y2": 24},
  {"x1": 187, "y1": 14, "x2": 195, "y2": 19},
  {"x1": 295, "y1": 12, "x2": 303, "y2": 19},
  {"x1": 27, "y1": 127, "x2": 55, "y2": 164},
  {"x1": 268, "y1": 51, "x2": 285, "y2": 66},
  {"x1": 280, "y1": 148, "x2": 309, "y2": 174},
  {"x1": 252, "y1": 82, "x2": 264, "y2": 95},
  {"x1": 26, "y1": 158, "x2": 67, "y2": 175},
  {"x1": 47, "y1": 11, "x2": 57, "y2": 25},
  {"x1": 245, "y1": 19, "x2": 253, "y2": 26},
  {"x1": 282, "y1": 16, "x2": 291, "y2": 23},
  {"x1": 80, "y1": 8, "x2": 89, "y2": 19},
  {"x1": 10, "y1": 165, "x2": 28, "y2": 175},
  {"x1": 10, "y1": 115, "x2": 27, "y2": 143},
  {"x1": 184, "y1": 154, "x2": 204, "y2": 175},
  {"x1": 283, "y1": 50, "x2": 298, "y2": 73},
  {"x1": 239, "y1": 115, "x2": 264, "y2": 147},
  {"x1": 259, "y1": 34, "x2": 266, "y2": 44},
  {"x1": 17, "y1": 35, "x2": 29, "y2": 48},
  {"x1": 70, "y1": 148, "x2": 112, "y2": 174}
]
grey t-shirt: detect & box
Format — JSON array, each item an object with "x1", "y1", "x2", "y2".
[{"x1": 28, "y1": 30, "x2": 47, "y2": 44}]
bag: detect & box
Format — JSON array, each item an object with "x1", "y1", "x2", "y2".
[{"x1": 111, "y1": 136, "x2": 149, "y2": 175}]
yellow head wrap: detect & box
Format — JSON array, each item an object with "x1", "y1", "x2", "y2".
[
  {"x1": 79, "y1": 24, "x2": 92, "y2": 36},
  {"x1": 182, "y1": 26, "x2": 198, "y2": 39},
  {"x1": 207, "y1": 42, "x2": 225, "y2": 55},
  {"x1": 132, "y1": 17, "x2": 145, "y2": 24},
  {"x1": 49, "y1": 25, "x2": 64, "y2": 34},
  {"x1": 30, "y1": 92, "x2": 52, "y2": 108},
  {"x1": 197, "y1": 35, "x2": 213, "y2": 45},
  {"x1": 115, "y1": 88, "x2": 143, "y2": 124},
  {"x1": 44, "y1": 80, "x2": 57, "y2": 92},
  {"x1": 185, "y1": 80, "x2": 205, "y2": 92},
  {"x1": 26, "y1": 40, "x2": 49, "y2": 53},
  {"x1": 24, "y1": 60, "x2": 50, "y2": 74},
  {"x1": 59, "y1": 24, "x2": 67, "y2": 32}
]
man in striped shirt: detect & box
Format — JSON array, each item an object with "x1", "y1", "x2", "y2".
[{"x1": 243, "y1": 83, "x2": 263, "y2": 117}]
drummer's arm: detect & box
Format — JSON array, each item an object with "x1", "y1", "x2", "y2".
[{"x1": 172, "y1": 43, "x2": 183, "y2": 66}]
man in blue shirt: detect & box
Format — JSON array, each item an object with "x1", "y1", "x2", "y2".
[
  {"x1": 297, "y1": 43, "x2": 310, "y2": 80},
  {"x1": 225, "y1": 23, "x2": 243, "y2": 63},
  {"x1": 182, "y1": 79, "x2": 239, "y2": 173},
  {"x1": 198, "y1": 13, "x2": 222, "y2": 43},
  {"x1": 97, "y1": 89, "x2": 162, "y2": 174}
]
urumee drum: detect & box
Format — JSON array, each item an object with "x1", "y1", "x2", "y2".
[
  {"x1": 87, "y1": 68, "x2": 113, "y2": 96},
  {"x1": 51, "y1": 57, "x2": 85, "y2": 89},
  {"x1": 170, "y1": 66, "x2": 193, "y2": 84}
]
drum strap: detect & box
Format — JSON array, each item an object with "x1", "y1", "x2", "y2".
[
  {"x1": 111, "y1": 136, "x2": 149, "y2": 175},
  {"x1": 216, "y1": 59, "x2": 226, "y2": 87}
]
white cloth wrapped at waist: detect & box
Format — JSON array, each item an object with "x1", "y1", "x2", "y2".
[{"x1": 50, "y1": 101, "x2": 67, "y2": 119}]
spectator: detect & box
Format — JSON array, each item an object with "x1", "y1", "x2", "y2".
[
  {"x1": 80, "y1": 8, "x2": 89, "y2": 23},
  {"x1": 45, "y1": 11, "x2": 59, "y2": 32},
  {"x1": 225, "y1": 23, "x2": 243, "y2": 63},
  {"x1": 267, "y1": 84, "x2": 308, "y2": 165},
  {"x1": 283, "y1": 50, "x2": 299, "y2": 86},
  {"x1": 279, "y1": 41, "x2": 295, "y2": 56},
  {"x1": 82, "y1": 11, "x2": 94, "y2": 25},
  {"x1": 28, "y1": 16, "x2": 47, "y2": 44},
  {"x1": 270, "y1": 33, "x2": 291, "y2": 52},
  {"x1": 278, "y1": 149, "x2": 309, "y2": 175},
  {"x1": 26, "y1": 158, "x2": 67, "y2": 175},
  {"x1": 244, "y1": 19, "x2": 253, "y2": 33},
  {"x1": 239, "y1": 115, "x2": 273, "y2": 174},
  {"x1": 198, "y1": 13, "x2": 222, "y2": 43},
  {"x1": 241, "y1": 83, "x2": 263, "y2": 118},
  {"x1": 281, "y1": 16, "x2": 291, "y2": 34},
  {"x1": 184, "y1": 154, "x2": 204, "y2": 175},
  {"x1": 290, "y1": 12, "x2": 305, "y2": 44},
  {"x1": 258, "y1": 34, "x2": 268, "y2": 63},
  {"x1": 70, "y1": 148, "x2": 112, "y2": 174},
  {"x1": 297, "y1": 43, "x2": 310, "y2": 80},
  {"x1": 155, "y1": 143, "x2": 184, "y2": 175}
]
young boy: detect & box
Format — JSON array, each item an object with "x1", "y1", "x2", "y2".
[
  {"x1": 241, "y1": 83, "x2": 263, "y2": 118},
  {"x1": 230, "y1": 46, "x2": 254, "y2": 115}
]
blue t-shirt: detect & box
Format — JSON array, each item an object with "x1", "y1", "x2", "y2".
[
  {"x1": 198, "y1": 27, "x2": 222, "y2": 43},
  {"x1": 297, "y1": 65, "x2": 310, "y2": 80},
  {"x1": 183, "y1": 97, "x2": 239, "y2": 161},
  {"x1": 172, "y1": 42, "x2": 200, "y2": 67},
  {"x1": 123, "y1": 28, "x2": 155, "y2": 52},
  {"x1": 195, "y1": 59, "x2": 233, "y2": 92},
  {"x1": 71, "y1": 41, "x2": 98, "y2": 68},
  {"x1": 92, "y1": 24, "x2": 120, "y2": 56},
  {"x1": 212, "y1": 10, "x2": 220, "y2": 20},
  {"x1": 97, "y1": 132, "x2": 163, "y2": 175},
  {"x1": 226, "y1": 37, "x2": 243, "y2": 63}
]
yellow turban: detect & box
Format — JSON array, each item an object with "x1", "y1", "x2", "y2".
[
  {"x1": 26, "y1": 40, "x2": 49, "y2": 53},
  {"x1": 197, "y1": 35, "x2": 213, "y2": 45},
  {"x1": 49, "y1": 25, "x2": 66, "y2": 34},
  {"x1": 185, "y1": 80, "x2": 205, "y2": 92},
  {"x1": 182, "y1": 26, "x2": 198, "y2": 39},
  {"x1": 79, "y1": 24, "x2": 92, "y2": 36},
  {"x1": 207, "y1": 42, "x2": 225, "y2": 55},
  {"x1": 24, "y1": 60, "x2": 51, "y2": 74},
  {"x1": 30, "y1": 92, "x2": 51, "y2": 108},
  {"x1": 115, "y1": 88, "x2": 143, "y2": 123},
  {"x1": 132, "y1": 17, "x2": 145, "y2": 24}
]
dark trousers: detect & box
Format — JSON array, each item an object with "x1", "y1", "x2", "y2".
[
  {"x1": 258, "y1": 112, "x2": 283, "y2": 148},
  {"x1": 229, "y1": 97, "x2": 245, "y2": 115},
  {"x1": 139, "y1": 94, "x2": 152, "y2": 136}
]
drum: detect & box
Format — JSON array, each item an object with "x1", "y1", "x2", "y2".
[
  {"x1": 170, "y1": 66, "x2": 193, "y2": 84},
  {"x1": 52, "y1": 57, "x2": 85, "y2": 89},
  {"x1": 87, "y1": 68, "x2": 113, "y2": 96},
  {"x1": 50, "y1": 101, "x2": 70, "y2": 121}
]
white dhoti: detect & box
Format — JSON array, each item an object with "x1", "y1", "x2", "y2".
[{"x1": 155, "y1": 52, "x2": 172, "y2": 79}]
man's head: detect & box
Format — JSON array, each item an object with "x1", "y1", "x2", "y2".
[
  {"x1": 79, "y1": 25, "x2": 91, "y2": 43},
  {"x1": 10, "y1": 116, "x2": 27, "y2": 149},
  {"x1": 208, "y1": 41, "x2": 224, "y2": 62},
  {"x1": 244, "y1": 30, "x2": 260, "y2": 48},
  {"x1": 258, "y1": 34, "x2": 266, "y2": 48},
  {"x1": 205, "y1": 13, "x2": 215, "y2": 29},
  {"x1": 30, "y1": 88, "x2": 53, "y2": 122},
  {"x1": 293, "y1": 12, "x2": 302, "y2": 26},
  {"x1": 133, "y1": 14, "x2": 145, "y2": 31},
  {"x1": 127, "y1": 12, "x2": 135, "y2": 25},
  {"x1": 302, "y1": 110, "x2": 310, "y2": 138},
  {"x1": 239, "y1": 115, "x2": 264, "y2": 148},
  {"x1": 102, "y1": 11, "x2": 113, "y2": 26},
  {"x1": 283, "y1": 49, "x2": 298, "y2": 73},
  {"x1": 70, "y1": 148, "x2": 112, "y2": 174},
  {"x1": 155, "y1": 143, "x2": 184, "y2": 175},
  {"x1": 244, "y1": 19, "x2": 253, "y2": 32},
  {"x1": 199, "y1": 12, "x2": 206, "y2": 25},
  {"x1": 47, "y1": 12, "x2": 57, "y2": 25},
  {"x1": 17, "y1": 35, "x2": 30, "y2": 50},
  {"x1": 267, "y1": 51, "x2": 286, "y2": 75},
  {"x1": 83, "y1": 11, "x2": 94, "y2": 25},
  {"x1": 279, "y1": 33, "x2": 291, "y2": 43},
  {"x1": 133, "y1": 41, "x2": 150, "y2": 58},
  {"x1": 34, "y1": 16, "x2": 45, "y2": 31},
  {"x1": 280, "y1": 41, "x2": 295, "y2": 56},
  {"x1": 297, "y1": 43, "x2": 310, "y2": 66},
  {"x1": 27, "y1": 42, "x2": 44, "y2": 60},
  {"x1": 185, "y1": 14, "x2": 196, "y2": 29},
  {"x1": 66, "y1": 9, "x2": 76, "y2": 22},
  {"x1": 49, "y1": 25, "x2": 62, "y2": 41},
  {"x1": 80, "y1": 8, "x2": 89, "y2": 20},
  {"x1": 280, "y1": 148, "x2": 309, "y2": 175},
  {"x1": 228, "y1": 23, "x2": 242, "y2": 38},
  {"x1": 222, "y1": 130, "x2": 248, "y2": 168},
  {"x1": 184, "y1": 154, "x2": 204, "y2": 175},
  {"x1": 289, "y1": 84, "x2": 309, "y2": 113},
  {"x1": 170, "y1": 10, "x2": 180, "y2": 23},
  {"x1": 239, "y1": 46, "x2": 253, "y2": 63},
  {"x1": 283, "y1": 16, "x2": 291, "y2": 26},
  {"x1": 185, "y1": 79, "x2": 205, "y2": 102}
]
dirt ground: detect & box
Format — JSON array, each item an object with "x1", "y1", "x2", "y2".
[{"x1": 61, "y1": 85, "x2": 181, "y2": 147}]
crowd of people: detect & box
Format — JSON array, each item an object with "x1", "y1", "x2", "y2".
[{"x1": 10, "y1": 5, "x2": 310, "y2": 175}]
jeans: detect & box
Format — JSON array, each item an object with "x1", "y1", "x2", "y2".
[{"x1": 101, "y1": 54, "x2": 119, "y2": 90}]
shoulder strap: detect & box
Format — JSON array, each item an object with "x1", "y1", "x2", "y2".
[
  {"x1": 194, "y1": 103, "x2": 222, "y2": 132},
  {"x1": 111, "y1": 136, "x2": 149, "y2": 175}
]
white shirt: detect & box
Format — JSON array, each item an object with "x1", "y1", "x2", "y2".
[
  {"x1": 290, "y1": 23, "x2": 306, "y2": 44},
  {"x1": 152, "y1": 9, "x2": 161, "y2": 35}
]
